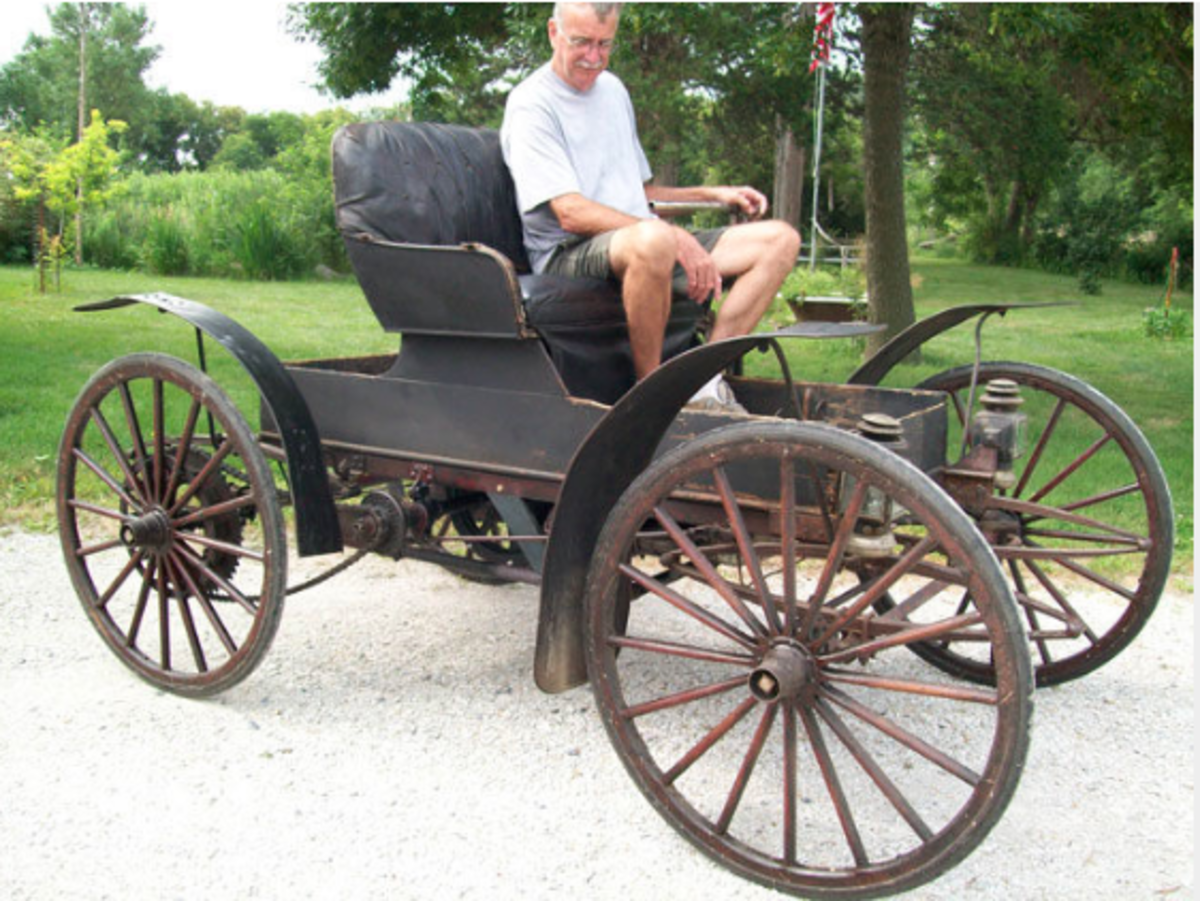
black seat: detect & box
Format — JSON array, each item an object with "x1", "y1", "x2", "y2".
[{"x1": 331, "y1": 121, "x2": 704, "y2": 404}]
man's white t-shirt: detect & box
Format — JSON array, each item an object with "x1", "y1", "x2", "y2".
[{"x1": 501, "y1": 64, "x2": 653, "y2": 272}]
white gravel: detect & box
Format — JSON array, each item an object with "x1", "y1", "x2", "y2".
[{"x1": 1, "y1": 529, "x2": 1193, "y2": 901}]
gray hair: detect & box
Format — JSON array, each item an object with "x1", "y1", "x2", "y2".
[{"x1": 552, "y1": 2, "x2": 622, "y2": 24}]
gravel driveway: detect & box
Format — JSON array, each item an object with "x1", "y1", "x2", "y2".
[{"x1": 1, "y1": 529, "x2": 1192, "y2": 900}]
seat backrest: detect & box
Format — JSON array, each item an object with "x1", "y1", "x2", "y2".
[{"x1": 332, "y1": 121, "x2": 530, "y2": 272}]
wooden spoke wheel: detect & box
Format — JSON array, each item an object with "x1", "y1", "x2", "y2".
[
  {"x1": 584, "y1": 422, "x2": 1031, "y2": 899},
  {"x1": 57, "y1": 353, "x2": 286, "y2": 697},
  {"x1": 917, "y1": 362, "x2": 1173, "y2": 687}
]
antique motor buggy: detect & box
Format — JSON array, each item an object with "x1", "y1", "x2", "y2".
[{"x1": 57, "y1": 123, "x2": 1173, "y2": 899}]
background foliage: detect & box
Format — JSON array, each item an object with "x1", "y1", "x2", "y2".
[{"x1": 0, "y1": 2, "x2": 1191, "y2": 291}]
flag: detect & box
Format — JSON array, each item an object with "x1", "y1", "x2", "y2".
[{"x1": 810, "y1": 2, "x2": 836, "y2": 73}]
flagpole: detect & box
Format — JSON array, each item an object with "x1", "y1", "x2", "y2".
[{"x1": 809, "y1": 60, "x2": 826, "y2": 272}]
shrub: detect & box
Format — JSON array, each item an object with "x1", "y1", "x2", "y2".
[
  {"x1": 86, "y1": 209, "x2": 139, "y2": 270},
  {"x1": 1142, "y1": 305, "x2": 1190, "y2": 340}
]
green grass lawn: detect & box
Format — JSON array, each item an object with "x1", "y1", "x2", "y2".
[{"x1": 1, "y1": 258, "x2": 1192, "y2": 575}]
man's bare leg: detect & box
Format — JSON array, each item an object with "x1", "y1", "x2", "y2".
[
  {"x1": 708, "y1": 220, "x2": 802, "y2": 342},
  {"x1": 608, "y1": 219, "x2": 677, "y2": 379}
]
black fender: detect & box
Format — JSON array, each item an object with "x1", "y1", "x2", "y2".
[
  {"x1": 847, "y1": 302, "x2": 1070, "y2": 386},
  {"x1": 76, "y1": 293, "x2": 342, "y2": 557},
  {"x1": 535, "y1": 320, "x2": 881, "y2": 693}
]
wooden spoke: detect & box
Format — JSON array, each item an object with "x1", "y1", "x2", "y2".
[
  {"x1": 88, "y1": 403, "x2": 148, "y2": 506},
  {"x1": 608, "y1": 635, "x2": 756, "y2": 668},
  {"x1": 713, "y1": 466, "x2": 780, "y2": 634},
  {"x1": 95, "y1": 549, "x2": 145, "y2": 611},
  {"x1": 799, "y1": 703, "x2": 868, "y2": 867},
  {"x1": 172, "y1": 540, "x2": 258, "y2": 616},
  {"x1": 620, "y1": 562, "x2": 757, "y2": 651},
  {"x1": 821, "y1": 685, "x2": 981, "y2": 786},
  {"x1": 168, "y1": 438, "x2": 235, "y2": 515},
  {"x1": 117, "y1": 381, "x2": 152, "y2": 503},
  {"x1": 800, "y1": 477, "x2": 867, "y2": 637},
  {"x1": 815, "y1": 697, "x2": 934, "y2": 842},
  {"x1": 663, "y1": 696, "x2": 759, "y2": 786},
  {"x1": 819, "y1": 611, "x2": 985, "y2": 665},
  {"x1": 1012, "y1": 396, "x2": 1067, "y2": 498},
  {"x1": 812, "y1": 536, "x2": 938, "y2": 647},
  {"x1": 171, "y1": 493, "x2": 258, "y2": 529},
  {"x1": 126, "y1": 556, "x2": 155, "y2": 648},
  {"x1": 715, "y1": 703, "x2": 777, "y2": 835},
  {"x1": 175, "y1": 529, "x2": 265, "y2": 563},
  {"x1": 1027, "y1": 432, "x2": 1112, "y2": 505},
  {"x1": 654, "y1": 504, "x2": 768, "y2": 638},
  {"x1": 821, "y1": 667, "x2": 999, "y2": 704},
  {"x1": 621, "y1": 674, "x2": 748, "y2": 720},
  {"x1": 168, "y1": 549, "x2": 239, "y2": 656},
  {"x1": 73, "y1": 446, "x2": 141, "y2": 512}
]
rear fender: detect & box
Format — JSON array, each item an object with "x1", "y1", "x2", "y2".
[
  {"x1": 76, "y1": 293, "x2": 342, "y2": 557},
  {"x1": 535, "y1": 321, "x2": 880, "y2": 693}
]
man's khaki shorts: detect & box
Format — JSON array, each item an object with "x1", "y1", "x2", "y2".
[{"x1": 544, "y1": 227, "x2": 727, "y2": 299}]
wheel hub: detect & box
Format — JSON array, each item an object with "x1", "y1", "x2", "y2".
[
  {"x1": 749, "y1": 642, "x2": 818, "y2": 703},
  {"x1": 979, "y1": 508, "x2": 1023, "y2": 544},
  {"x1": 121, "y1": 508, "x2": 173, "y2": 553}
]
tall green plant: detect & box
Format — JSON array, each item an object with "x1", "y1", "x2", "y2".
[{"x1": 232, "y1": 199, "x2": 307, "y2": 281}]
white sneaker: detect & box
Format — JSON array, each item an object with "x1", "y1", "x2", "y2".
[{"x1": 686, "y1": 375, "x2": 748, "y2": 414}]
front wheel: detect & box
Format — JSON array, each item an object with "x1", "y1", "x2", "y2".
[
  {"x1": 57, "y1": 353, "x2": 287, "y2": 697},
  {"x1": 584, "y1": 421, "x2": 1031, "y2": 899}
]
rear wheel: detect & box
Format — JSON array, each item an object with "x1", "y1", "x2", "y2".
[
  {"x1": 585, "y1": 422, "x2": 1031, "y2": 899},
  {"x1": 917, "y1": 362, "x2": 1173, "y2": 686},
  {"x1": 57, "y1": 353, "x2": 286, "y2": 697}
]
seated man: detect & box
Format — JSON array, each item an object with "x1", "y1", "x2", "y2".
[{"x1": 501, "y1": 1, "x2": 801, "y2": 408}]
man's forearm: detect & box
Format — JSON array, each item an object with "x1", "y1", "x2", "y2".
[
  {"x1": 645, "y1": 183, "x2": 768, "y2": 219},
  {"x1": 549, "y1": 193, "x2": 645, "y2": 236},
  {"x1": 644, "y1": 184, "x2": 725, "y2": 205}
]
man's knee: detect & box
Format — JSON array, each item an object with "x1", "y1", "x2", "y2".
[
  {"x1": 612, "y1": 218, "x2": 676, "y2": 276},
  {"x1": 762, "y1": 220, "x2": 802, "y2": 263}
]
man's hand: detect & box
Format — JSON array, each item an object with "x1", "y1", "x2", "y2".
[
  {"x1": 711, "y1": 186, "x2": 769, "y2": 221},
  {"x1": 673, "y1": 226, "x2": 722, "y2": 303}
]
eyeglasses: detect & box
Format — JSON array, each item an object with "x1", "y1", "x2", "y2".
[{"x1": 565, "y1": 35, "x2": 615, "y2": 52}]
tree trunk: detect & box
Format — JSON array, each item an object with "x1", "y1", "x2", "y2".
[
  {"x1": 1021, "y1": 189, "x2": 1041, "y2": 247},
  {"x1": 36, "y1": 196, "x2": 46, "y2": 295},
  {"x1": 861, "y1": 4, "x2": 917, "y2": 357},
  {"x1": 653, "y1": 158, "x2": 680, "y2": 189},
  {"x1": 772, "y1": 116, "x2": 806, "y2": 231}
]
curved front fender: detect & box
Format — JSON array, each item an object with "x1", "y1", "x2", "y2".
[
  {"x1": 535, "y1": 321, "x2": 880, "y2": 693},
  {"x1": 76, "y1": 293, "x2": 342, "y2": 557},
  {"x1": 847, "y1": 302, "x2": 1070, "y2": 386}
]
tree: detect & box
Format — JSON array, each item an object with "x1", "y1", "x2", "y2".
[
  {"x1": 290, "y1": 2, "x2": 512, "y2": 120},
  {"x1": 0, "y1": 5, "x2": 158, "y2": 136},
  {"x1": 2, "y1": 111, "x2": 125, "y2": 289},
  {"x1": 909, "y1": 3, "x2": 1193, "y2": 273},
  {"x1": 0, "y1": 4, "x2": 156, "y2": 261},
  {"x1": 289, "y1": 3, "x2": 828, "y2": 223},
  {"x1": 859, "y1": 3, "x2": 916, "y2": 353},
  {"x1": 1, "y1": 128, "x2": 67, "y2": 286}
]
